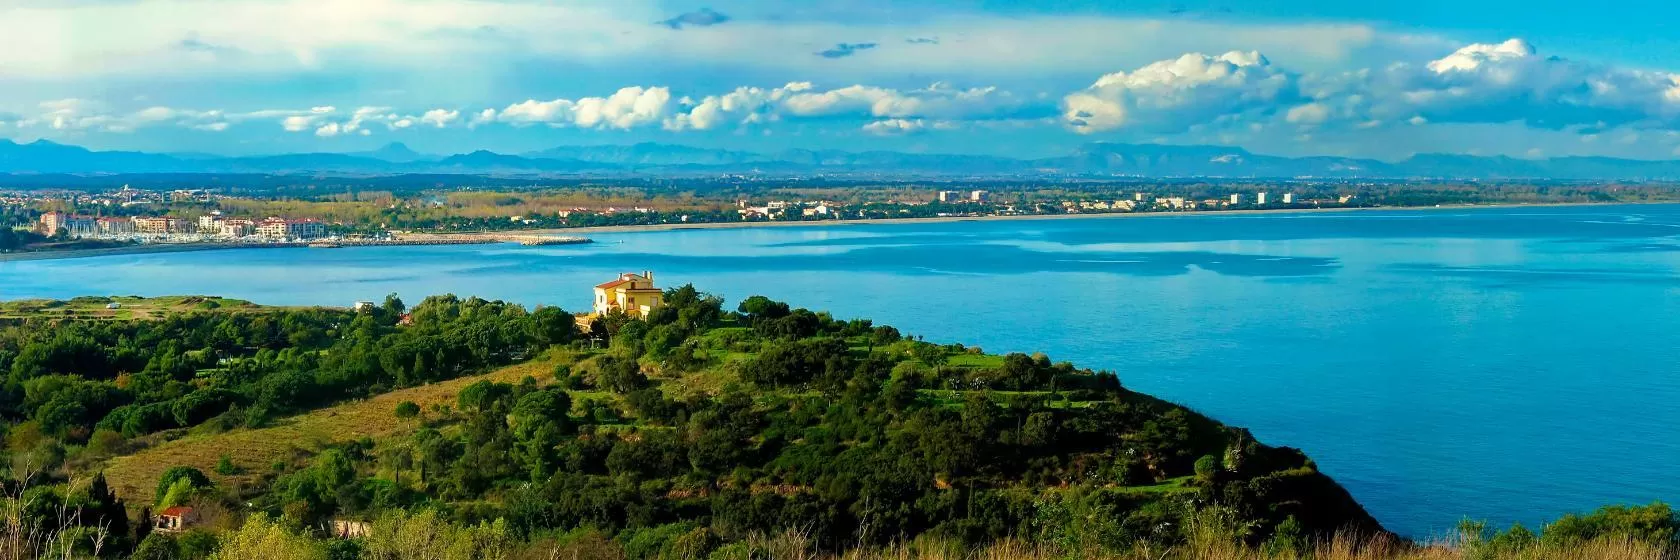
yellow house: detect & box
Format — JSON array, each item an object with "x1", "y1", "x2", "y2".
[{"x1": 593, "y1": 271, "x2": 664, "y2": 318}]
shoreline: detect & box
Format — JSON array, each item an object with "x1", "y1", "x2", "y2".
[
  {"x1": 2, "y1": 200, "x2": 1666, "y2": 262},
  {"x1": 399, "y1": 200, "x2": 1670, "y2": 239}
]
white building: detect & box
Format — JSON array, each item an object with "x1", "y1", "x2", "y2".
[
  {"x1": 937, "y1": 190, "x2": 964, "y2": 203},
  {"x1": 1229, "y1": 194, "x2": 1241, "y2": 205},
  {"x1": 969, "y1": 190, "x2": 988, "y2": 202},
  {"x1": 1282, "y1": 193, "x2": 1295, "y2": 204},
  {"x1": 1256, "y1": 192, "x2": 1269, "y2": 205}
]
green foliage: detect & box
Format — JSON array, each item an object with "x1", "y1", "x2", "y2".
[
  {"x1": 395, "y1": 400, "x2": 421, "y2": 418},
  {"x1": 361, "y1": 509, "x2": 514, "y2": 560},
  {"x1": 216, "y1": 454, "x2": 242, "y2": 476},
  {"x1": 155, "y1": 466, "x2": 212, "y2": 506},
  {"x1": 209, "y1": 514, "x2": 327, "y2": 560}
]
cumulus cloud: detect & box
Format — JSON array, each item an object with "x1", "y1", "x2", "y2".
[
  {"x1": 20, "y1": 38, "x2": 1680, "y2": 148},
  {"x1": 1293, "y1": 38, "x2": 1680, "y2": 132},
  {"x1": 1062, "y1": 51, "x2": 1297, "y2": 134},
  {"x1": 659, "y1": 8, "x2": 729, "y2": 30},
  {"x1": 498, "y1": 87, "x2": 673, "y2": 130},
  {"x1": 1059, "y1": 38, "x2": 1680, "y2": 136},
  {"x1": 664, "y1": 83, "x2": 810, "y2": 131},
  {"x1": 860, "y1": 119, "x2": 957, "y2": 135},
  {"x1": 420, "y1": 109, "x2": 460, "y2": 128},
  {"x1": 664, "y1": 81, "x2": 1043, "y2": 131}
]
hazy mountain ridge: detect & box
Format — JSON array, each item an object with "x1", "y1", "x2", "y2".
[{"x1": 7, "y1": 139, "x2": 1680, "y2": 180}]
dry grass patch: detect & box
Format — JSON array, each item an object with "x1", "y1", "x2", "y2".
[{"x1": 100, "y1": 354, "x2": 563, "y2": 501}]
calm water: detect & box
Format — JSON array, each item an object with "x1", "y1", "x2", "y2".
[{"x1": 4, "y1": 204, "x2": 1680, "y2": 537}]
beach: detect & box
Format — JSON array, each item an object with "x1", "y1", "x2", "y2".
[{"x1": 0, "y1": 201, "x2": 1637, "y2": 262}]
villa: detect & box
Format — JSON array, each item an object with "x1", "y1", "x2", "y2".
[{"x1": 593, "y1": 272, "x2": 664, "y2": 318}]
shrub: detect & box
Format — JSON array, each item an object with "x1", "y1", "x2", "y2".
[{"x1": 394, "y1": 401, "x2": 421, "y2": 419}]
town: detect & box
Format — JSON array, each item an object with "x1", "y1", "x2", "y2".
[
  {"x1": 4, "y1": 177, "x2": 1669, "y2": 255},
  {"x1": 35, "y1": 211, "x2": 328, "y2": 243}
]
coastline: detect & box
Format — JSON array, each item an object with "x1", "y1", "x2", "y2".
[
  {"x1": 419, "y1": 199, "x2": 1662, "y2": 237},
  {"x1": 2, "y1": 200, "x2": 1663, "y2": 262}
]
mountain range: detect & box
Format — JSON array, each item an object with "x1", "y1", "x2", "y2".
[{"x1": 5, "y1": 139, "x2": 1680, "y2": 181}]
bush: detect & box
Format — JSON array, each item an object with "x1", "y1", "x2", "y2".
[
  {"x1": 155, "y1": 466, "x2": 212, "y2": 506},
  {"x1": 216, "y1": 455, "x2": 241, "y2": 476},
  {"x1": 394, "y1": 401, "x2": 421, "y2": 419}
]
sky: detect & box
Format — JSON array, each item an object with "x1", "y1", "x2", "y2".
[{"x1": 6, "y1": 0, "x2": 1680, "y2": 160}]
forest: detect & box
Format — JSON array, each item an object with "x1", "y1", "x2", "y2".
[{"x1": 0, "y1": 289, "x2": 1674, "y2": 559}]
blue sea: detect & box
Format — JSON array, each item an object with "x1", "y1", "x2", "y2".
[{"x1": 4, "y1": 204, "x2": 1679, "y2": 538}]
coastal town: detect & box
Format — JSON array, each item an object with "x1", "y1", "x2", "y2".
[
  {"x1": 6, "y1": 176, "x2": 1663, "y2": 257},
  {"x1": 0, "y1": 183, "x2": 1354, "y2": 249},
  {"x1": 35, "y1": 211, "x2": 329, "y2": 242}
]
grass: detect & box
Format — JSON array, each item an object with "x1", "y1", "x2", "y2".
[
  {"x1": 99, "y1": 353, "x2": 567, "y2": 502},
  {"x1": 946, "y1": 353, "x2": 1007, "y2": 369},
  {"x1": 0, "y1": 295, "x2": 278, "y2": 321}
]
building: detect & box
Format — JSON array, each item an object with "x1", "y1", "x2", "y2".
[
  {"x1": 937, "y1": 190, "x2": 964, "y2": 203},
  {"x1": 1256, "y1": 192, "x2": 1269, "y2": 205},
  {"x1": 969, "y1": 190, "x2": 988, "y2": 202},
  {"x1": 329, "y1": 519, "x2": 371, "y2": 539},
  {"x1": 36, "y1": 212, "x2": 66, "y2": 236},
  {"x1": 220, "y1": 219, "x2": 255, "y2": 237},
  {"x1": 132, "y1": 216, "x2": 189, "y2": 235},
  {"x1": 154, "y1": 507, "x2": 198, "y2": 533},
  {"x1": 38, "y1": 213, "x2": 98, "y2": 238},
  {"x1": 593, "y1": 272, "x2": 664, "y2": 318},
  {"x1": 36, "y1": 212, "x2": 95, "y2": 237},
  {"x1": 198, "y1": 213, "x2": 224, "y2": 232},
  {"x1": 63, "y1": 215, "x2": 96, "y2": 238},
  {"x1": 1282, "y1": 193, "x2": 1295, "y2": 204},
  {"x1": 287, "y1": 219, "x2": 327, "y2": 240},
  {"x1": 255, "y1": 218, "x2": 327, "y2": 240},
  {"x1": 97, "y1": 217, "x2": 135, "y2": 236},
  {"x1": 1229, "y1": 194, "x2": 1241, "y2": 205}
]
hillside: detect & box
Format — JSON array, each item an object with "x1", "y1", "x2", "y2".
[
  {"x1": 99, "y1": 354, "x2": 564, "y2": 500},
  {"x1": 2, "y1": 287, "x2": 1678, "y2": 558}
]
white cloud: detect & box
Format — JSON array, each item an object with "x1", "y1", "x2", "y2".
[
  {"x1": 665, "y1": 81, "x2": 1036, "y2": 131},
  {"x1": 1062, "y1": 51, "x2": 1298, "y2": 134},
  {"x1": 1305, "y1": 39, "x2": 1680, "y2": 131},
  {"x1": 420, "y1": 109, "x2": 459, "y2": 128},
  {"x1": 1285, "y1": 102, "x2": 1331, "y2": 125},
  {"x1": 0, "y1": 0, "x2": 1419, "y2": 89},
  {"x1": 664, "y1": 83, "x2": 811, "y2": 131},
  {"x1": 498, "y1": 86, "x2": 672, "y2": 130},
  {"x1": 862, "y1": 119, "x2": 926, "y2": 135},
  {"x1": 16, "y1": 37, "x2": 1680, "y2": 149},
  {"x1": 281, "y1": 115, "x2": 317, "y2": 132}
]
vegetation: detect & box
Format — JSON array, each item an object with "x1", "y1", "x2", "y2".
[{"x1": 0, "y1": 287, "x2": 1674, "y2": 558}]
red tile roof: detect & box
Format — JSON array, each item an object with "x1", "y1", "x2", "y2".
[
  {"x1": 159, "y1": 506, "x2": 194, "y2": 517},
  {"x1": 595, "y1": 279, "x2": 632, "y2": 290}
]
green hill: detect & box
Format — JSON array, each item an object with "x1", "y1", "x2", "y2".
[{"x1": 0, "y1": 287, "x2": 1389, "y2": 557}]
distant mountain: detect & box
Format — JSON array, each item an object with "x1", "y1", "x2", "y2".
[
  {"x1": 524, "y1": 142, "x2": 768, "y2": 166},
  {"x1": 352, "y1": 142, "x2": 433, "y2": 163},
  {"x1": 8, "y1": 138, "x2": 1680, "y2": 180}
]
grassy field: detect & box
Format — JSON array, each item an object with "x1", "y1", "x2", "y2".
[
  {"x1": 0, "y1": 295, "x2": 277, "y2": 321},
  {"x1": 99, "y1": 353, "x2": 567, "y2": 501}
]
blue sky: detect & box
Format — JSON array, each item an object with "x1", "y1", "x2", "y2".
[{"x1": 6, "y1": 0, "x2": 1680, "y2": 160}]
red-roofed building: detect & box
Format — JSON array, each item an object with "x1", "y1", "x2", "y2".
[
  {"x1": 154, "y1": 506, "x2": 198, "y2": 532},
  {"x1": 593, "y1": 271, "x2": 664, "y2": 318}
]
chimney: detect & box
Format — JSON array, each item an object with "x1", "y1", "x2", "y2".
[{"x1": 644, "y1": 270, "x2": 654, "y2": 282}]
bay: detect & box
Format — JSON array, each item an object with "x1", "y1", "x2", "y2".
[{"x1": 3, "y1": 203, "x2": 1679, "y2": 538}]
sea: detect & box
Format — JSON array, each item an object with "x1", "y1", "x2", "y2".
[{"x1": 3, "y1": 203, "x2": 1678, "y2": 538}]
